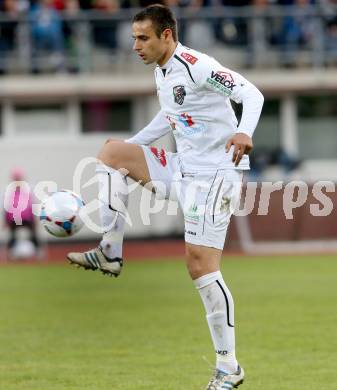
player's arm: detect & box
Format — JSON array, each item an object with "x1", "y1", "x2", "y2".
[
  {"x1": 225, "y1": 70, "x2": 264, "y2": 166},
  {"x1": 125, "y1": 109, "x2": 171, "y2": 145},
  {"x1": 195, "y1": 57, "x2": 264, "y2": 166}
]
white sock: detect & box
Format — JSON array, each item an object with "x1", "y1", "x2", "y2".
[
  {"x1": 194, "y1": 271, "x2": 238, "y2": 374},
  {"x1": 96, "y1": 162, "x2": 128, "y2": 259}
]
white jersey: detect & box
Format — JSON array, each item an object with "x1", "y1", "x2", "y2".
[{"x1": 127, "y1": 43, "x2": 264, "y2": 172}]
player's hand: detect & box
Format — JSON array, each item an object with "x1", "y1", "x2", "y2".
[{"x1": 225, "y1": 133, "x2": 253, "y2": 167}]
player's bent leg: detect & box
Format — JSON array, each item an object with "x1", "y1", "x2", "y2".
[
  {"x1": 98, "y1": 139, "x2": 152, "y2": 185},
  {"x1": 97, "y1": 140, "x2": 153, "y2": 259},
  {"x1": 186, "y1": 243, "x2": 244, "y2": 388},
  {"x1": 68, "y1": 140, "x2": 152, "y2": 277}
]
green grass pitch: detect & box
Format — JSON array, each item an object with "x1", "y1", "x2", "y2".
[{"x1": 0, "y1": 255, "x2": 336, "y2": 389}]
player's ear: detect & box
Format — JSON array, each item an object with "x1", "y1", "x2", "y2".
[{"x1": 162, "y1": 28, "x2": 172, "y2": 41}]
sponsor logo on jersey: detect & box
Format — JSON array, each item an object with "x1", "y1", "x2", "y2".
[
  {"x1": 167, "y1": 113, "x2": 205, "y2": 137},
  {"x1": 178, "y1": 113, "x2": 195, "y2": 127},
  {"x1": 181, "y1": 52, "x2": 198, "y2": 65},
  {"x1": 173, "y1": 85, "x2": 186, "y2": 105},
  {"x1": 207, "y1": 70, "x2": 236, "y2": 96},
  {"x1": 177, "y1": 113, "x2": 205, "y2": 136},
  {"x1": 150, "y1": 147, "x2": 167, "y2": 167},
  {"x1": 166, "y1": 115, "x2": 176, "y2": 131}
]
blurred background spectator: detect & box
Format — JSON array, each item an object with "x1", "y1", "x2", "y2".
[
  {"x1": 92, "y1": 0, "x2": 120, "y2": 51},
  {"x1": 213, "y1": 0, "x2": 250, "y2": 47},
  {"x1": 0, "y1": 0, "x2": 335, "y2": 72},
  {"x1": 249, "y1": 147, "x2": 301, "y2": 179},
  {"x1": 30, "y1": 0, "x2": 65, "y2": 72},
  {"x1": 271, "y1": 0, "x2": 316, "y2": 66},
  {"x1": 0, "y1": 0, "x2": 28, "y2": 73},
  {"x1": 322, "y1": 0, "x2": 337, "y2": 64},
  {"x1": 3, "y1": 168, "x2": 40, "y2": 259}
]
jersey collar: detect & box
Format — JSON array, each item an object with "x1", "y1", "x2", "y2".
[{"x1": 158, "y1": 42, "x2": 183, "y2": 74}]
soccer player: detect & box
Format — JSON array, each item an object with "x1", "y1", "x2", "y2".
[{"x1": 67, "y1": 5, "x2": 264, "y2": 389}]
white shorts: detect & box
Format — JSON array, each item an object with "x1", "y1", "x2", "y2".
[{"x1": 142, "y1": 146, "x2": 243, "y2": 250}]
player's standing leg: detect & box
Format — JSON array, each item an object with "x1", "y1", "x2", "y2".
[
  {"x1": 186, "y1": 244, "x2": 244, "y2": 389},
  {"x1": 180, "y1": 169, "x2": 244, "y2": 389},
  {"x1": 67, "y1": 140, "x2": 151, "y2": 276}
]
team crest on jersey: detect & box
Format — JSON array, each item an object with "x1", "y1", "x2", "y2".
[{"x1": 173, "y1": 85, "x2": 186, "y2": 105}]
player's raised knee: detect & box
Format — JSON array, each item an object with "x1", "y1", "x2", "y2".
[
  {"x1": 105, "y1": 137, "x2": 114, "y2": 145},
  {"x1": 105, "y1": 137, "x2": 124, "y2": 145},
  {"x1": 98, "y1": 140, "x2": 126, "y2": 169}
]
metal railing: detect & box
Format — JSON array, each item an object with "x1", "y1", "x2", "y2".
[{"x1": 0, "y1": 5, "x2": 336, "y2": 74}]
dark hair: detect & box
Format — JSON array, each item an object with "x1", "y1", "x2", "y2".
[{"x1": 133, "y1": 4, "x2": 178, "y2": 42}]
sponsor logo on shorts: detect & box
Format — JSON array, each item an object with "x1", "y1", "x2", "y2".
[
  {"x1": 173, "y1": 85, "x2": 186, "y2": 105},
  {"x1": 185, "y1": 229, "x2": 196, "y2": 236},
  {"x1": 220, "y1": 196, "x2": 231, "y2": 212},
  {"x1": 150, "y1": 147, "x2": 167, "y2": 167},
  {"x1": 185, "y1": 203, "x2": 200, "y2": 224},
  {"x1": 181, "y1": 52, "x2": 198, "y2": 65},
  {"x1": 206, "y1": 71, "x2": 236, "y2": 96}
]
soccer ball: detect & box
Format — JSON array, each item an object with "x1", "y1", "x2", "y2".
[{"x1": 40, "y1": 190, "x2": 85, "y2": 237}]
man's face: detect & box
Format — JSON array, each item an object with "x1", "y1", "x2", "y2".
[{"x1": 132, "y1": 20, "x2": 167, "y2": 65}]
